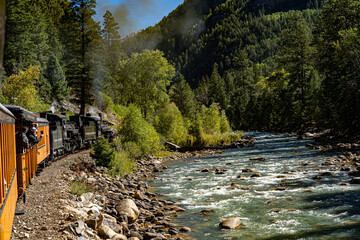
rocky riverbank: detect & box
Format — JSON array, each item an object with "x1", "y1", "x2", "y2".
[
  {"x1": 11, "y1": 137, "x2": 255, "y2": 240},
  {"x1": 301, "y1": 131, "x2": 360, "y2": 185}
]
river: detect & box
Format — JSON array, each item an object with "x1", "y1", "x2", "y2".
[{"x1": 150, "y1": 132, "x2": 360, "y2": 239}]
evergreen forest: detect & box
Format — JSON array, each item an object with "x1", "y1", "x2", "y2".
[{"x1": 1, "y1": 0, "x2": 359, "y2": 163}]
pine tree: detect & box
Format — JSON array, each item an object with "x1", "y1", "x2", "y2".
[
  {"x1": 169, "y1": 74, "x2": 197, "y2": 119},
  {"x1": 229, "y1": 50, "x2": 253, "y2": 129},
  {"x1": 208, "y1": 63, "x2": 228, "y2": 110},
  {"x1": 317, "y1": 0, "x2": 360, "y2": 131},
  {"x1": 102, "y1": 10, "x2": 120, "y2": 52},
  {"x1": 61, "y1": 0, "x2": 101, "y2": 115},
  {"x1": 277, "y1": 12, "x2": 314, "y2": 126},
  {"x1": 4, "y1": 0, "x2": 51, "y2": 75},
  {"x1": 45, "y1": 54, "x2": 69, "y2": 103}
]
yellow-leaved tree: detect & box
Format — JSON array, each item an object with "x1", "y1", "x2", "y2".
[{"x1": 2, "y1": 65, "x2": 40, "y2": 109}]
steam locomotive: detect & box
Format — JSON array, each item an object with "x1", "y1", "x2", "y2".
[{"x1": 0, "y1": 103, "x2": 114, "y2": 240}]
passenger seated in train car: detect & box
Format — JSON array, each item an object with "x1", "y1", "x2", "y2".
[
  {"x1": 16, "y1": 127, "x2": 29, "y2": 154},
  {"x1": 27, "y1": 126, "x2": 44, "y2": 147}
]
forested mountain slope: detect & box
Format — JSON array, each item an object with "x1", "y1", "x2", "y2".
[
  {"x1": 122, "y1": 0, "x2": 322, "y2": 86},
  {"x1": 2, "y1": 0, "x2": 359, "y2": 135}
]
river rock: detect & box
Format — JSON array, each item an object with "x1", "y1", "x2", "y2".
[
  {"x1": 143, "y1": 232, "x2": 164, "y2": 240},
  {"x1": 313, "y1": 176, "x2": 322, "y2": 180},
  {"x1": 67, "y1": 220, "x2": 86, "y2": 236},
  {"x1": 271, "y1": 187, "x2": 286, "y2": 191},
  {"x1": 115, "y1": 199, "x2": 140, "y2": 223},
  {"x1": 249, "y1": 157, "x2": 266, "y2": 161},
  {"x1": 215, "y1": 168, "x2": 226, "y2": 174},
  {"x1": 320, "y1": 172, "x2": 333, "y2": 176},
  {"x1": 134, "y1": 190, "x2": 145, "y2": 200},
  {"x1": 350, "y1": 177, "x2": 360, "y2": 184},
  {"x1": 236, "y1": 175, "x2": 247, "y2": 179},
  {"x1": 242, "y1": 169, "x2": 255, "y2": 173},
  {"x1": 179, "y1": 226, "x2": 191, "y2": 232},
  {"x1": 130, "y1": 231, "x2": 143, "y2": 240},
  {"x1": 201, "y1": 209, "x2": 215, "y2": 216},
  {"x1": 219, "y1": 217, "x2": 242, "y2": 229},
  {"x1": 251, "y1": 173, "x2": 262, "y2": 178},
  {"x1": 98, "y1": 225, "x2": 127, "y2": 240},
  {"x1": 172, "y1": 206, "x2": 186, "y2": 212},
  {"x1": 103, "y1": 214, "x2": 122, "y2": 233},
  {"x1": 339, "y1": 182, "x2": 350, "y2": 186},
  {"x1": 80, "y1": 192, "x2": 95, "y2": 202},
  {"x1": 349, "y1": 171, "x2": 360, "y2": 177},
  {"x1": 85, "y1": 213, "x2": 103, "y2": 230}
]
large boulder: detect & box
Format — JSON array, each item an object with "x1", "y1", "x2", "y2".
[
  {"x1": 98, "y1": 225, "x2": 127, "y2": 240},
  {"x1": 219, "y1": 217, "x2": 242, "y2": 229},
  {"x1": 85, "y1": 213, "x2": 103, "y2": 230},
  {"x1": 102, "y1": 213, "x2": 122, "y2": 233},
  {"x1": 115, "y1": 199, "x2": 140, "y2": 223}
]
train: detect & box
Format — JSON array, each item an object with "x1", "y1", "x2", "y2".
[{"x1": 0, "y1": 104, "x2": 114, "y2": 240}]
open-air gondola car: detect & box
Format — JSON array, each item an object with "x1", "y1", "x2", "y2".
[
  {"x1": 0, "y1": 104, "x2": 17, "y2": 240},
  {"x1": 4, "y1": 105, "x2": 42, "y2": 195}
]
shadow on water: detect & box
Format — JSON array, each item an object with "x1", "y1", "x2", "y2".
[
  {"x1": 260, "y1": 223, "x2": 360, "y2": 240},
  {"x1": 301, "y1": 189, "x2": 360, "y2": 216},
  {"x1": 260, "y1": 189, "x2": 360, "y2": 240}
]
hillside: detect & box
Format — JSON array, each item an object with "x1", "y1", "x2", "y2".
[{"x1": 122, "y1": 0, "x2": 322, "y2": 86}]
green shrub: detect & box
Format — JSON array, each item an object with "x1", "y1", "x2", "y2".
[
  {"x1": 201, "y1": 103, "x2": 221, "y2": 135},
  {"x1": 90, "y1": 136, "x2": 115, "y2": 167},
  {"x1": 123, "y1": 142, "x2": 142, "y2": 159},
  {"x1": 119, "y1": 104, "x2": 161, "y2": 156},
  {"x1": 70, "y1": 180, "x2": 91, "y2": 196},
  {"x1": 187, "y1": 114, "x2": 206, "y2": 148},
  {"x1": 154, "y1": 103, "x2": 188, "y2": 146},
  {"x1": 185, "y1": 106, "x2": 242, "y2": 148},
  {"x1": 109, "y1": 150, "x2": 135, "y2": 177},
  {"x1": 220, "y1": 110, "x2": 231, "y2": 133},
  {"x1": 28, "y1": 95, "x2": 50, "y2": 112},
  {"x1": 112, "y1": 104, "x2": 127, "y2": 117}
]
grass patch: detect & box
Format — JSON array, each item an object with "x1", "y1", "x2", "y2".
[
  {"x1": 153, "y1": 151, "x2": 173, "y2": 158},
  {"x1": 70, "y1": 180, "x2": 91, "y2": 196}
]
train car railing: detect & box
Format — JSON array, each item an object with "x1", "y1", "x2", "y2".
[{"x1": 16, "y1": 145, "x2": 37, "y2": 195}]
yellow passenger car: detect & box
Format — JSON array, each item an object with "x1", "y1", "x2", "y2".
[
  {"x1": 35, "y1": 117, "x2": 50, "y2": 165},
  {"x1": 0, "y1": 104, "x2": 17, "y2": 240}
]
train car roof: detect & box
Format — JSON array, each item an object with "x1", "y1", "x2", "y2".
[
  {"x1": 41, "y1": 111, "x2": 67, "y2": 120},
  {"x1": 4, "y1": 105, "x2": 37, "y2": 121},
  {"x1": 36, "y1": 117, "x2": 49, "y2": 123},
  {"x1": 86, "y1": 115, "x2": 101, "y2": 121},
  {"x1": 104, "y1": 120, "x2": 115, "y2": 125},
  {"x1": 0, "y1": 103, "x2": 15, "y2": 119}
]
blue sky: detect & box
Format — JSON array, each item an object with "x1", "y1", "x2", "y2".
[{"x1": 96, "y1": 0, "x2": 184, "y2": 37}]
